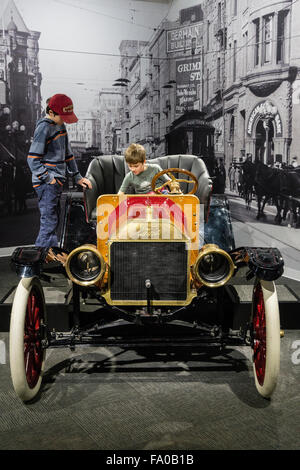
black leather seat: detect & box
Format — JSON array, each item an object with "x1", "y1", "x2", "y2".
[{"x1": 84, "y1": 154, "x2": 212, "y2": 221}]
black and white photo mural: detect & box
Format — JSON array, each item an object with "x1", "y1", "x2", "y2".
[{"x1": 0, "y1": 0, "x2": 300, "y2": 281}]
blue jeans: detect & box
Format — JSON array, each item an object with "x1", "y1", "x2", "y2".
[{"x1": 35, "y1": 183, "x2": 63, "y2": 248}]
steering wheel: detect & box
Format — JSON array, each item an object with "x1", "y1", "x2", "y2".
[{"x1": 151, "y1": 168, "x2": 198, "y2": 195}]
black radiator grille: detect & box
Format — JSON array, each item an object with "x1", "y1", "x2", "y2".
[{"x1": 110, "y1": 242, "x2": 188, "y2": 301}]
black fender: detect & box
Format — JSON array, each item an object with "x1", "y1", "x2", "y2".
[
  {"x1": 230, "y1": 247, "x2": 284, "y2": 281},
  {"x1": 11, "y1": 246, "x2": 48, "y2": 278}
]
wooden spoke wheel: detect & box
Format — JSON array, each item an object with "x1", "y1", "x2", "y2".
[
  {"x1": 251, "y1": 279, "x2": 280, "y2": 398},
  {"x1": 9, "y1": 277, "x2": 47, "y2": 402}
]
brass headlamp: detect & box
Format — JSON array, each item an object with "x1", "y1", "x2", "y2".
[
  {"x1": 65, "y1": 244, "x2": 105, "y2": 286},
  {"x1": 194, "y1": 244, "x2": 235, "y2": 288}
]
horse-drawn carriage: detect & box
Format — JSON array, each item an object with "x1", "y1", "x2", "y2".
[
  {"x1": 241, "y1": 160, "x2": 300, "y2": 225},
  {"x1": 9, "y1": 154, "x2": 284, "y2": 402}
]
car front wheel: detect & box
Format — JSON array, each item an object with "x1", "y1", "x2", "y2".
[
  {"x1": 9, "y1": 277, "x2": 47, "y2": 402},
  {"x1": 251, "y1": 279, "x2": 280, "y2": 398}
]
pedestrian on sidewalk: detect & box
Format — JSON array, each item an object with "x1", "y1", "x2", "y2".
[
  {"x1": 233, "y1": 165, "x2": 239, "y2": 192},
  {"x1": 228, "y1": 163, "x2": 234, "y2": 191},
  {"x1": 218, "y1": 158, "x2": 226, "y2": 193},
  {"x1": 27, "y1": 94, "x2": 92, "y2": 248},
  {"x1": 237, "y1": 166, "x2": 243, "y2": 196},
  {"x1": 291, "y1": 156, "x2": 299, "y2": 168}
]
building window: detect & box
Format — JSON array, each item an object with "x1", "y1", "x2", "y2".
[
  {"x1": 233, "y1": 40, "x2": 237, "y2": 82},
  {"x1": 218, "y1": 2, "x2": 222, "y2": 28},
  {"x1": 263, "y1": 15, "x2": 273, "y2": 64},
  {"x1": 206, "y1": 68, "x2": 209, "y2": 102},
  {"x1": 277, "y1": 10, "x2": 288, "y2": 63},
  {"x1": 207, "y1": 21, "x2": 210, "y2": 51},
  {"x1": 217, "y1": 57, "x2": 221, "y2": 86},
  {"x1": 254, "y1": 18, "x2": 260, "y2": 66},
  {"x1": 240, "y1": 110, "x2": 246, "y2": 150},
  {"x1": 229, "y1": 115, "x2": 235, "y2": 160},
  {"x1": 243, "y1": 31, "x2": 248, "y2": 75},
  {"x1": 220, "y1": 27, "x2": 227, "y2": 50},
  {"x1": 228, "y1": 43, "x2": 232, "y2": 82},
  {"x1": 18, "y1": 58, "x2": 23, "y2": 73},
  {"x1": 233, "y1": 0, "x2": 237, "y2": 17},
  {"x1": 191, "y1": 37, "x2": 196, "y2": 55}
]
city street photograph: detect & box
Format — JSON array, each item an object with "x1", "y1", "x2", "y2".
[{"x1": 0, "y1": 0, "x2": 299, "y2": 454}]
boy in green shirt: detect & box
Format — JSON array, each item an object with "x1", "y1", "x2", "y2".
[{"x1": 118, "y1": 143, "x2": 170, "y2": 195}]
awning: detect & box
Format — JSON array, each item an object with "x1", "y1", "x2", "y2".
[{"x1": 168, "y1": 110, "x2": 215, "y2": 134}]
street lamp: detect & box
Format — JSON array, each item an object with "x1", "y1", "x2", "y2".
[
  {"x1": 115, "y1": 78, "x2": 130, "y2": 83},
  {"x1": 113, "y1": 78, "x2": 130, "y2": 87},
  {"x1": 0, "y1": 106, "x2": 11, "y2": 125},
  {"x1": 113, "y1": 83, "x2": 127, "y2": 87},
  {"x1": 5, "y1": 120, "x2": 26, "y2": 161},
  {"x1": 1, "y1": 106, "x2": 10, "y2": 116}
]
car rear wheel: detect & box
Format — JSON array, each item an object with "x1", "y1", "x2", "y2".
[
  {"x1": 9, "y1": 277, "x2": 47, "y2": 402},
  {"x1": 251, "y1": 279, "x2": 280, "y2": 398}
]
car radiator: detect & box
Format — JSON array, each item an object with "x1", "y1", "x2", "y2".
[{"x1": 109, "y1": 241, "x2": 188, "y2": 302}]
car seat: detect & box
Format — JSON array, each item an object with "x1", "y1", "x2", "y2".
[{"x1": 84, "y1": 154, "x2": 212, "y2": 221}]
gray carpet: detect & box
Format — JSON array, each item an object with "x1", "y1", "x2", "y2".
[{"x1": 0, "y1": 329, "x2": 299, "y2": 450}]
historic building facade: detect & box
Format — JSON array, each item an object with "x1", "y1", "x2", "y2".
[
  {"x1": 68, "y1": 113, "x2": 101, "y2": 157},
  {"x1": 0, "y1": 0, "x2": 41, "y2": 161},
  {"x1": 118, "y1": 40, "x2": 148, "y2": 154},
  {"x1": 117, "y1": 5, "x2": 206, "y2": 158},
  {"x1": 97, "y1": 89, "x2": 122, "y2": 154},
  {"x1": 115, "y1": 1, "x2": 300, "y2": 169},
  {"x1": 204, "y1": 0, "x2": 298, "y2": 167}
]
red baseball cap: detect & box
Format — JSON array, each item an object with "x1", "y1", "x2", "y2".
[{"x1": 48, "y1": 94, "x2": 78, "y2": 123}]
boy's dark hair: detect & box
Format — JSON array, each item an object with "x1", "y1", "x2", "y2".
[{"x1": 46, "y1": 97, "x2": 58, "y2": 116}]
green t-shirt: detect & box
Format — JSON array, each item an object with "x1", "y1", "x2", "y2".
[{"x1": 119, "y1": 163, "x2": 170, "y2": 194}]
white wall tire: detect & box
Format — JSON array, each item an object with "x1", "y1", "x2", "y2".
[
  {"x1": 251, "y1": 279, "x2": 280, "y2": 398},
  {"x1": 9, "y1": 277, "x2": 47, "y2": 402}
]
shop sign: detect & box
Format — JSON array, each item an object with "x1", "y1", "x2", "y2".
[
  {"x1": 176, "y1": 119, "x2": 210, "y2": 128},
  {"x1": 167, "y1": 23, "x2": 203, "y2": 53},
  {"x1": 175, "y1": 58, "x2": 201, "y2": 115},
  {"x1": 247, "y1": 101, "x2": 283, "y2": 137}
]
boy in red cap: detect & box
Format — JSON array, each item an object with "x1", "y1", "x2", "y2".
[{"x1": 27, "y1": 94, "x2": 92, "y2": 248}]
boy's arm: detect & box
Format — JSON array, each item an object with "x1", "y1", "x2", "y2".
[
  {"x1": 27, "y1": 122, "x2": 54, "y2": 184},
  {"x1": 118, "y1": 173, "x2": 131, "y2": 194},
  {"x1": 65, "y1": 137, "x2": 91, "y2": 188}
]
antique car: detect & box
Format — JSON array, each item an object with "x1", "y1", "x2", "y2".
[{"x1": 9, "y1": 154, "x2": 284, "y2": 402}]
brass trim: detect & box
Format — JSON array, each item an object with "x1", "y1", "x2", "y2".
[
  {"x1": 194, "y1": 244, "x2": 235, "y2": 288},
  {"x1": 104, "y1": 239, "x2": 195, "y2": 306},
  {"x1": 65, "y1": 244, "x2": 106, "y2": 287},
  {"x1": 115, "y1": 218, "x2": 190, "y2": 242}
]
